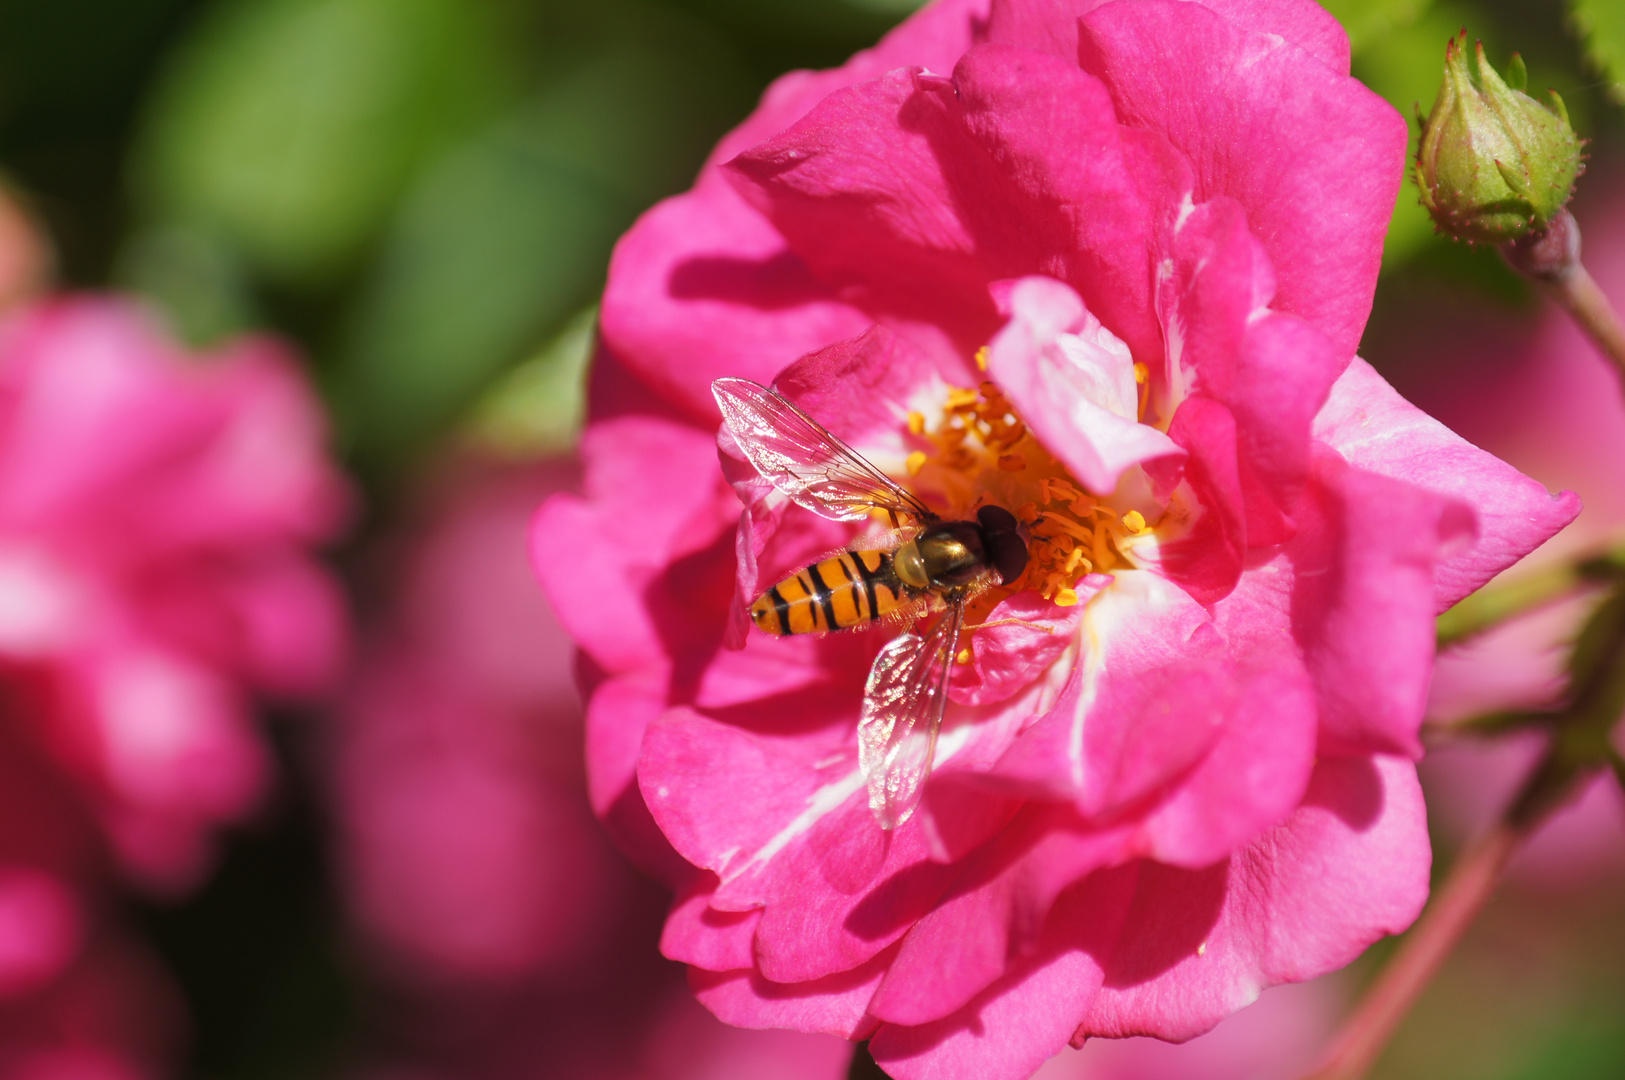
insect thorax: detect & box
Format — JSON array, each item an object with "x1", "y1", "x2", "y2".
[{"x1": 912, "y1": 520, "x2": 993, "y2": 590}]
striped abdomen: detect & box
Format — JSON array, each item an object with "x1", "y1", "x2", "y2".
[{"x1": 751, "y1": 550, "x2": 910, "y2": 635}]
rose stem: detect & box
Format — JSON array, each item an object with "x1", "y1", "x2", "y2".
[
  {"x1": 1502, "y1": 209, "x2": 1625, "y2": 381},
  {"x1": 1297, "y1": 820, "x2": 1523, "y2": 1080},
  {"x1": 1550, "y1": 263, "x2": 1625, "y2": 376}
]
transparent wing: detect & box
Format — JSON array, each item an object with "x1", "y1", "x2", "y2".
[
  {"x1": 713, "y1": 377, "x2": 935, "y2": 523},
  {"x1": 858, "y1": 603, "x2": 963, "y2": 830}
]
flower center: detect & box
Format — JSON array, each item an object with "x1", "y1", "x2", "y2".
[{"x1": 898, "y1": 364, "x2": 1149, "y2": 623}]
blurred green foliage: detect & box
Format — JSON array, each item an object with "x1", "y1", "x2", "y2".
[
  {"x1": 331, "y1": 4, "x2": 755, "y2": 462},
  {"x1": 1319, "y1": 0, "x2": 1434, "y2": 56},
  {"x1": 0, "y1": 0, "x2": 205, "y2": 278},
  {"x1": 1372, "y1": 883, "x2": 1625, "y2": 1080},
  {"x1": 1569, "y1": 0, "x2": 1625, "y2": 105},
  {"x1": 464, "y1": 305, "x2": 596, "y2": 459},
  {"x1": 133, "y1": 0, "x2": 518, "y2": 286}
]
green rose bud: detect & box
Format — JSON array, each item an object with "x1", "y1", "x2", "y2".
[{"x1": 1413, "y1": 32, "x2": 1584, "y2": 245}]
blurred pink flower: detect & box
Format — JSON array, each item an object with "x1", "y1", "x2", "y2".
[
  {"x1": 335, "y1": 459, "x2": 852, "y2": 1079},
  {"x1": 532, "y1": 1, "x2": 1578, "y2": 1077},
  {"x1": 334, "y1": 461, "x2": 625, "y2": 982},
  {"x1": 0, "y1": 662, "x2": 184, "y2": 1079},
  {"x1": 0, "y1": 297, "x2": 349, "y2": 894},
  {"x1": 0, "y1": 284, "x2": 346, "y2": 1076},
  {"x1": 0, "y1": 926, "x2": 182, "y2": 1080}
]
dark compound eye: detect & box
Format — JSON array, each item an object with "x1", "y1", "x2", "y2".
[
  {"x1": 977, "y1": 505, "x2": 1029, "y2": 585},
  {"x1": 976, "y1": 505, "x2": 1017, "y2": 535}
]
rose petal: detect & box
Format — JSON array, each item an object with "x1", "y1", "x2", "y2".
[
  {"x1": 1313, "y1": 358, "x2": 1581, "y2": 612},
  {"x1": 985, "y1": 0, "x2": 1350, "y2": 75},
  {"x1": 1078, "y1": 1, "x2": 1406, "y2": 359},
  {"x1": 1080, "y1": 755, "x2": 1429, "y2": 1040},
  {"x1": 987, "y1": 277, "x2": 1182, "y2": 495},
  {"x1": 600, "y1": 0, "x2": 992, "y2": 419}
]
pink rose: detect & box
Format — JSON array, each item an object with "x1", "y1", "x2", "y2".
[
  {"x1": 532, "y1": 1, "x2": 1579, "y2": 1076},
  {"x1": 0, "y1": 297, "x2": 349, "y2": 893}
]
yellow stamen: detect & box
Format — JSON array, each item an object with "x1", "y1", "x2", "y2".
[
  {"x1": 1133, "y1": 362, "x2": 1149, "y2": 384},
  {"x1": 896, "y1": 376, "x2": 1162, "y2": 602},
  {"x1": 1042, "y1": 477, "x2": 1086, "y2": 505},
  {"x1": 956, "y1": 647, "x2": 973, "y2": 664},
  {"x1": 974, "y1": 346, "x2": 989, "y2": 371},
  {"x1": 1038, "y1": 511, "x2": 1096, "y2": 544}
]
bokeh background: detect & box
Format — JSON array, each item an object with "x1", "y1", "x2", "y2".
[{"x1": 0, "y1": 0, "x2": 1622, "y2": 1077}]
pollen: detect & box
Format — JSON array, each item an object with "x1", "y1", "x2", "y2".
[
  {"x1": 974, "y1": 346, "x2": 989, "y2": 371},
  {"x1": 901, "y1": 377, "x2": 1159, "y2": 618}
]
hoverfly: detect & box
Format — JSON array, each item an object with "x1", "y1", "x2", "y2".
[{"x1": 713, "y1": 377, "x2": 1030, "y2": 829}]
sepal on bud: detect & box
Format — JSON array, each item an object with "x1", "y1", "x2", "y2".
[{"x1": 1412, "y1": 32, "x2": 1583, "y2": 245}]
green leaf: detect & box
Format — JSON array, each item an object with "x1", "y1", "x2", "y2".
[
  {"x1": 331, "y1": 19, "x2": 753, "y2": 464},
  {"x1": 1569, "y1": 0, "x2": 1625, "y2": 105},
  {"x1": 131, "y1": 0, "x2": 517, "y2": 285}
]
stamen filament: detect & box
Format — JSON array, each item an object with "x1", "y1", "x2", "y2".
[{"x1": 896, "y1": 375, "x2": 1161, "y2": 639}]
